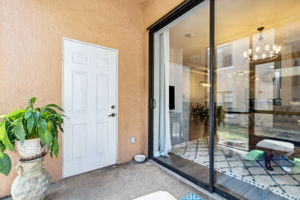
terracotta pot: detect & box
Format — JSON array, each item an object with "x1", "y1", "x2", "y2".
[
  {"x1": 11, "y1": 158, "x2": 50, "y2": 200},
  {"x1": 15, "y1": 138, "x2": 47, "y2": 161}
]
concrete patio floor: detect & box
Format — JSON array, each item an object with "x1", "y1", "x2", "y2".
[
  {"x1": 2, "y1": 161, "x2": 222, "y2": 200},
  {"x1": 46, "y1": 161, "x2": 221, "y2": 200},
  {"x1": 46, "y1": 161, "x2": 217, "y2": 200}
]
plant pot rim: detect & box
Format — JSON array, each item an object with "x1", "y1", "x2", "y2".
[
  {"x1": 18, "y1": 138, "x2": 40, "y2": 141},
  {"x1": 16, "y1": 138, "x2": 41, "y2": 142},
  {"x1": 17, "y1": 157, "x2": 44, "y2": 163},
  {"x1": 15, "y1": 138, "x2": 42, "y2": 145}
]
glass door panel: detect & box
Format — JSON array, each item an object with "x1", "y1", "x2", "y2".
[
  {"x1": 215, "y1": 0, "x2": 300, "y2": 199},
  {"x1": 152, "y1": 0, "x2": 211, "y2": 186}
]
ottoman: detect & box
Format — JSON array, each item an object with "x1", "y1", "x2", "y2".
[
  {"x1": 133, "y1": 191, "x2": 177, "y2": 200},
  {"x1": 256, "y1": 139, "x2": 294, "y2": 171}
]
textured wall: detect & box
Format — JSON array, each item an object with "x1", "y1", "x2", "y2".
[
  {"x1": 142, "y1": 0, "x2": 185, "y2": 28},
  {"x1": 0, "y1": 0, "x2": 146, "y2": 197},
  {"x1": 0, "y1": 0, "x2": 184, "y2": 197}
]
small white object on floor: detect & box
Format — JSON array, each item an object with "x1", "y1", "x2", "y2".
[
  {"x1": 134, "y1": 155, "x2": 146, "y2": 163},
  {"x1": 133, "y1": 191, "x2": 176, "y2": 200},
  {"x1": 282, "y1": 166, "x2": 292, "y2": 173}
]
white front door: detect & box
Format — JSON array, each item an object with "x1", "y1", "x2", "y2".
[{"x1": 62, "y1": 39, "x2": 118, "y2": 178}]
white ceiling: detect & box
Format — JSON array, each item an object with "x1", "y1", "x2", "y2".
[{"x1": 169, "y1": 0, "x2": 300, "y2": 67}]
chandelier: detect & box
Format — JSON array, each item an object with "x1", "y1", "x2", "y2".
[{"x1": 244, "y1": 27, "x2": 281, "y2": 62}]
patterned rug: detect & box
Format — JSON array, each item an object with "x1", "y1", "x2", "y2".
[{"x1": 172, "y1": 138, "x2": 300, "y2": 200}]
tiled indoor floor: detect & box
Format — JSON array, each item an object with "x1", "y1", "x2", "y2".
[{"x1": 172, "y1": 138, "x2": 300, "y2": 200}]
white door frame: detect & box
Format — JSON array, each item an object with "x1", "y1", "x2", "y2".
[{"x1": 61, "y1": 37, "x2": 118, "y2": 178}]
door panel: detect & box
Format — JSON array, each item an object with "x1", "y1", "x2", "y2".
[
  {"x1": 63, "y1": 39, "x2": 118, "y2": 178},
  {"x1": 72, "y1": 124, "x2": 88, "y2": 159},
  {"x1": 96, "y1": 122, "x2": 109, "y2": 153},
  {"x1": 72, "y1": 71, "x2": 88, "y2": 112}
]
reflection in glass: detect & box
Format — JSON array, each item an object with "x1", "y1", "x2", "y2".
[
  {"x1": 215, "y1": 0, "x2": 300, "y2": 199},
  {"x1": 152, "y1": 0, "x2": 300, "y2": 199},
  {"x1": 153, "y1": 0, "x2": 211, "y2": 186}
]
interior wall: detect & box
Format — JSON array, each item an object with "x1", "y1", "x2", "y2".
[
  {"x1": 169, "y1": 48, "x2": 184, "y2": 112},
  {"x1": 0, "y1": 0, "x2": 147, "y2": 197},
  {"x1": 189, "y1": 71, "x2": 208, "y2": 103}
]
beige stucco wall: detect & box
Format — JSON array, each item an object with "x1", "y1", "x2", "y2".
[
  {"x1": 0, "y1": 0, "x2": 184, "y2": 197},
  {"x1": 142, "y1": 0, "x2": 184, "y2": 28}
]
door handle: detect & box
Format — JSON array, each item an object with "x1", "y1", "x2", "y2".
[
  {"x1": 152, "y1": 98, "x2": 156, "y2": 109},
  {"x1": 108, "y1": 113, "x2": 116, "y2": 117}
]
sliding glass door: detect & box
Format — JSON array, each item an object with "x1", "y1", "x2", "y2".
[
  {"x1": 215, "y1": 0, "x2": 300, "y2": 199},
  {"x1": 150, "y1": 0, "x2": 300, "y2": 199},
  {"x1": 152, "y1": 0, "x2": 211, "y2": 187}
]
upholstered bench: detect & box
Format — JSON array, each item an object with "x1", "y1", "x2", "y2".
[
  {"x1": 256, "y1": 139, "x2": 294, "y2": 171},
  {"x1": 133, "y1": 191, "x2": 177, "y2": 200}
]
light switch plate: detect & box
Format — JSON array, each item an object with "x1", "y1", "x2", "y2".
[{"x1": 130, "y1": 136, "x2": 136, "y2": 144}]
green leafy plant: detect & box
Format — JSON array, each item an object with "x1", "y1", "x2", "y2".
[
  {"x1": 193, "y1": 103, "x2": 225, "y2": 125},
  {"x1": 216, "y1": 105, "x2": 225, "y2": 126},
  {"x1": 0, "y1": 97, "x2": 64, "y2": 175}
]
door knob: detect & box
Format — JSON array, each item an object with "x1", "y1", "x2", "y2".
[{"x1": 108, "y1": 113, "x2": 116, "y2": 117}]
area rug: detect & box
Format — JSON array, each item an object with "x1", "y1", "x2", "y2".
[
  {"x1": 180, "y1": 193, "x2": 202, "y2": 200},
  {"x1": 172, "y1": 138, "x2": 300, "y2": 200}
]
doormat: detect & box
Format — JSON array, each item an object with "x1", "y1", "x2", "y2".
[{"x1": 180, "y1": 193, "x2": 202, "y2": 200}]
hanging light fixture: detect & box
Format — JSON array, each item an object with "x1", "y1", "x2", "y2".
[
  {"x1": 199, "y1": 81, "x2": 211, "y2": 87},
  {"x1": 244, "y1": 27, "x2": 281, "y2": 62}
]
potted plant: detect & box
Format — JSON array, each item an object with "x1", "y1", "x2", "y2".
[
  {"x1": 193, "y1": 103, "x2": 225, "y2": 137},
  {"x1": 0, "y1": 97, "x2": 64, "y2": 176}
]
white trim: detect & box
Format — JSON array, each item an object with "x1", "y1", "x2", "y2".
[
  {"x1": 61, "y1": 38, "x2": 119, "y2": 178},
  {"x1": 115, "y1": 48, "x2": 119, "y2": 165},
  {"x1": 61, "y1": 38, "x2": 65, "y2": 178},
  {"x1": 62, "y1": 37, "x2": 118, "y2": 53}
]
